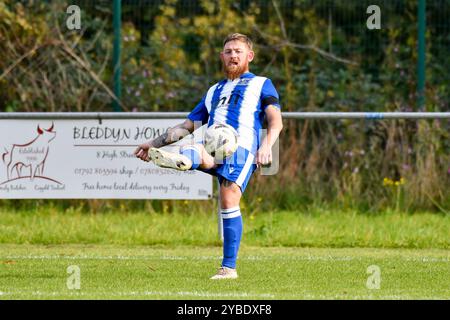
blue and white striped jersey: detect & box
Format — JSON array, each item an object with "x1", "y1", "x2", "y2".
[{"x1": 188, "y1": 72, "x2": 281, "y2": 155}]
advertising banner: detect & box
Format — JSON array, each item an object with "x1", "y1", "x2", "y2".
[{"x1": 0, "y1": 119, "x2": 212, "y2": 199}]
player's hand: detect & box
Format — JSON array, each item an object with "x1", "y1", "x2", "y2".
[
  {"x1": 134, "y1": 142, "x2": 152, "y2": 162},
  {"x1": 256, "y1": 144, "x2": 272, "y2": 168}
]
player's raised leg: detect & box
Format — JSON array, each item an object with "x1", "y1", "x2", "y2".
[{"x1": 148, "y1": 144, "x2": 216, "y2": 171}]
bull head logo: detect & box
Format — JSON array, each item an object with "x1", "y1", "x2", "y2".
[
  {"x1": 2, "y1": 123, "x2": 57, "y2": 181},
  {"x1": 37, "y1": 122, "x2": 56, "y2": 142}
]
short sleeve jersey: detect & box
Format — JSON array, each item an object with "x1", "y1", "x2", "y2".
[{"x1": 187, "y1": 72, "x2": 281, "y2": 154}]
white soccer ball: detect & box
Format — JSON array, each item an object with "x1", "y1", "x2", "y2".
[{"x1": 204, "y1": 123, "x2": 238, "y2": 160}]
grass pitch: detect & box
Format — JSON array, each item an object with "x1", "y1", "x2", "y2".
[
  {"x1": 0, "y1": 245, "x2": 449, "y2": 300},
  {"x1": 0, "y1": 206, "x2": 448, "y2": 299},
  {"x1": 1, "y1": 207, "x2": 449, "y2": 248}
]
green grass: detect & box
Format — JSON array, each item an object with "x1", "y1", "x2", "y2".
[
  {"x1": 0, "y1": 245, "x2": 449, "y2": 300},
  {"x1": 0, "y1": 206, "x2": 449, "y2": 248},
  {"x1": 0, "y1": 206, "x2": 448, "y2": 299}
]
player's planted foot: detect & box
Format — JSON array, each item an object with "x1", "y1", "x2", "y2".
[
  {"x1": 210, "y1": 267, "x2": 238, "y2": 280},
  {"x1": 148, "y1": 148, "x2": 192, "y2": 171}
]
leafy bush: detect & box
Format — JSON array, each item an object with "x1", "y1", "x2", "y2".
[{"x1": 1, "y1": 0, "x2": 448, "y2": 212}]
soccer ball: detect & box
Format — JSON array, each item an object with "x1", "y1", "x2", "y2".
[{"x1": 204, "y1": 123, "x2": 238, "y2": 160}]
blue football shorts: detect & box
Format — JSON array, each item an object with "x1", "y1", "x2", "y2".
[{"x1": 199, "y1": 146, "x2": 257, "y2": 193}]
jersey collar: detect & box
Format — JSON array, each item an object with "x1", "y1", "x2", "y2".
[{"x1": 226, "y1": 72, "x2": 255, "y2": 82}]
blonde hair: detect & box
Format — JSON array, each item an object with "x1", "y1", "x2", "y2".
[{"x1": 223, "y1": 33, "x2": 253, "y2": 50}]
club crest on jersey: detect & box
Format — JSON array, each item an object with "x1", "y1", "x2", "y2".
[{"x1": 237, "y1": 78, "x2": 251, "y2": 86}]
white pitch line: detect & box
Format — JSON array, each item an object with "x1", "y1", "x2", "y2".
[
  {"x1": 0, "y1": 290, "x2": 275, "y2": 299},
  {"x1": 0, "y1": 255, "x2": 449, "y2": 262},
  {"x1": 0, "y1": 290, "x2": 447, "y2": 300},
  {"x1": 284, "y1": 293, "x2": 448, "y2": 300}
]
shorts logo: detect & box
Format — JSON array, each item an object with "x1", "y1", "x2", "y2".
[{"x1": 229, "y1": 166, "x2": 235, "y2": 174}]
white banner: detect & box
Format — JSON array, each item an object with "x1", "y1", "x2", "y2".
[{"x1": 0, "y1": 119, "x2": 212, "y2": 199}]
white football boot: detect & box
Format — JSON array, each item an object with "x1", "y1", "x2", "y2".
[
  {"x1": 148, "y1": 148, "x2": 192, "y2": 171},
  {"x1": 210, "y1": 267, "x2": 238, "y2": 280}
]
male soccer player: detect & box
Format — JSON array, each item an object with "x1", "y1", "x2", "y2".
[{"x1": 134, "y1": 33, "x2": 283, "y2": 279}]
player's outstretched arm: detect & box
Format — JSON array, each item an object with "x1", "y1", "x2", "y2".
[
  {"x1": 256, "y1": 105, "x2": 283, "y2": 167},
  {"x1": 134, "y1": 119, "x2": 194, "y2": 162}
]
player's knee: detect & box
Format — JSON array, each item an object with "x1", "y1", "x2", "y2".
[{"x1": 220, "y1": 180, "x2": 241, "y2": 208}]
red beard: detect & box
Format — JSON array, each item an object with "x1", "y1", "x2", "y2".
[{"x1": 223, "y1": 61, "x2": 247, "y2": 80}]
